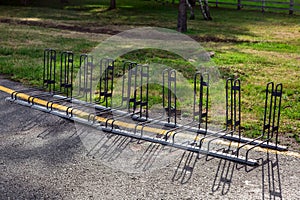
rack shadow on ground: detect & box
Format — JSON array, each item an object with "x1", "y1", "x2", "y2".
[{"x1": 236, "y1": 150, "x2": 283, "y2": 200}]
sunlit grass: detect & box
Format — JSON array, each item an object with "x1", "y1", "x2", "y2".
[{"x1": 0, "y1": 1, "x2": 299, "y2": 147}]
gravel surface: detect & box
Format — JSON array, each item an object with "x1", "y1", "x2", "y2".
[{"x1": 0, "y1": 78, "x2": 300, "y2": 199}]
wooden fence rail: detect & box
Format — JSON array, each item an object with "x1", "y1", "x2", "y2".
[{"x1": 208, "y1": 0, "x2": 300, "y2": 14}]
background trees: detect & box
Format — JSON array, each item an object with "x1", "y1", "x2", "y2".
[
  {"x1": 109, "y1": 0, "x2": 116, "y2": 10},
  {"x1": 177, "y1": 0, "x2": 187, "y2": 32}
]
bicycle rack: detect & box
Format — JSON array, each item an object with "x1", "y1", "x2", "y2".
[
  {"x1": 118, "y1": 61, "x2": 137, "y2": 111},
  {"x1": 3, "y1": 48, "x2": 289, "y2": 167},
  {"x1": 64, "y1": 53, "x2": 100, "y2": 119},
  {"x1": 163, "y1": 68, "x2": 177, "y2": 128},
  {"x1": 61, "y1": 56, "x2": 116, "y2": 121},
  {"x1": 45, "y1": 51, "x2": 75, "y2": 113},
  {"x1": 43, "y1": 48, "x2": 57, "y2": 93},
  {"x1": 135, "y1": 68, "x2": 179, "y2": 139},
  {"x1": 10, "y1": 48, "x2": 58, "y2": 102},
  {"x1": 103, "y1": 62, "x2": 149, "y2": 132},
  {"x1": 199, "y1": 78, "x2": 241, "y2": 147},
  {"x1": 194, "y1": 72, "x2": 209, "y2": 132},
  {"x1": 44, "y1": 50, "x2": 75, "y2": 111},
  {"x1": 102, "y1": 61, "x2": 137, "y2": 131},
  {"x1": 237, "y1": 82, "x2": 283, "y2": 161},
  {"x1": 131, "y1": 64, "x2": 149, "y2": 122},
  {"x1": 60, "y1": 51, "x2": 74, "y2": 99},
  {"x1": 164, "y1": 72, "x2": 209, "y2": 144},
  {"x1": 77, "y1": 54, "x2": 94, "y2": 102},
  {"x1": 97, "y1": 58, "x2": 114, "y2": 107},
  {"x1": 83, "y1": 57, "x2": 115, "y2": 120}
]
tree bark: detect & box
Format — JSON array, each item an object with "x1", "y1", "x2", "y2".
[
  {"x1": 60, "y1": 0, "x2": 69, "y2": 4},
  {"x1": 21, "y1": 0, "x2": 29, "y2": 6},
  {"x1": 177, "y1": 0, "x2": 187, "y2": 32},
  {"x1": 109, "y1": 0, "x2": 116, "y2": 10}
]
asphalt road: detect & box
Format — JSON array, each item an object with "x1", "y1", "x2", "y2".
[{"x1": 0, "y1": 78, "x2": 299, "y2": 199}]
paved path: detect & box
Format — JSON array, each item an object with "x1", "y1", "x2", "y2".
[{"x1": 0, "y1": 78, "x2": 299, "y2": 199}]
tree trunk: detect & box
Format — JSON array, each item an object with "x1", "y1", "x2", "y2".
[
  {"x1": 109, "y1": 0, "x2": 116, "y2": 10},
  {"x1": 177, "y1": 0, "x2": 187, "y2": 32},
  {"x1": 21, "y1": 0, "x2": 29, "y2": 6},
  {"x1": 61, "y1": 0, "x2": 69, "y2": 4}
]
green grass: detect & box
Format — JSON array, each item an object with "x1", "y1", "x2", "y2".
[{"x1": 0, "y1": 0, "x2": 299, "y2": 147}]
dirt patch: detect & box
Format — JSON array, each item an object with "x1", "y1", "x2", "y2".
[
  {"x1": 0, "y1": 18, "x2": 121, "y2": 35},
  {"x1": 0, "y1": 17, "x2": 257, "y2": 44},
  {"x1": 191, "y1": 35, "x2": 257, "y2": 43}
]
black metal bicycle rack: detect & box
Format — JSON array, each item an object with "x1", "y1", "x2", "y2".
[
  {"x1": 103, "y1": 61, "x2": 150, "y2": 132},
  {"x1": 163, "y1": 72, "x2": 210, "y2": 144},
  {"x1": 194, "y1": 72, "x2": 209, "y2": 132},
  {"x1": 5, "y1": 48, "x2": 288, "y2": 167},
  {"x1": 131, "y1": 64, "x2": 149, "y2": 122},
  {"x1": 163, "y1": 68, "x2": 177, "y2": 128},
  {"x1": 77, "y1": 54, "x2": 94, "y2": 102},
  {"x1": 10, "y1": 48, "x2": 57, "y2": 101},
  {"x1": 135, "y1": 68, "x2": 181, "y2": 139},
  {"x1": 199, "y1": 78, "x2": 241, "y2": 162},
  {"x1": 44, "y1": 51, "x2": 75, "y2": 114},
  {"x1": 43, "y1": 48, "x2": 57, "y2": 93},
  {"x1": 60, "y1": 51, "x2": 74, "y2": 99},
  {"x1": 226, "y1": 78, "x2": 241, "y2": 136},
  {"x1": 237, "y1": 82, "x2": 283, "y2": 161},
  {"x1": 102, "y1": 61, "x2": 138, "y2": 132},
  {"x1": 97, "y1": 58, "x2": 114, "y2": 107}
]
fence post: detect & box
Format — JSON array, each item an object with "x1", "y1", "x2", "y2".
[
  {"x1": 237, "y1": 0, "x2": 241, "y2": 10},
  {"x1": 289, "y1": 0, "x2": 294, "y2": 14}
]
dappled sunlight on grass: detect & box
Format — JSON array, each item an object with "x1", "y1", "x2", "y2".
[{"x1": 18, "y1": 17, "x2": 41, "y2": 21}]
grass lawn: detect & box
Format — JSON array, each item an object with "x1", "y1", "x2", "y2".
[{"x1": 0, "y1": 0, "x2": 299, "y2": 149}]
